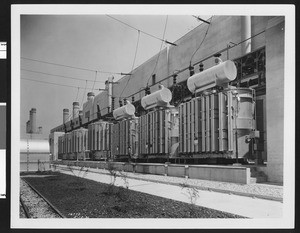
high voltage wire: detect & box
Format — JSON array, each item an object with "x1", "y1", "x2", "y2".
[
  {"x1": 21, "y1": 77, "x2": 103, "y2": 91},
  {"x1": 120, "y1": 29, "x2": 266, "y2": 100},
  {"x1": 106, "y1": 15, "x2": 177, "y2": 46},
  {"x1": 146, "y1": 15, "x2": 169, "y2": 87},
  {"x1": 21, "y1": 69, "x2": 105, "y2": 83},
  {"x1": 119, "y1": 30, "x2": 141, "y2": 99},
  {"x1": 92, "y1": 71, "x2": 98, "y2": 92},
  {"x1": 190, "y1": 16, "x2": 213, "y2": 65},
  {"x1": 21, "y1": 57, "x2": 129, "y2": 75}
]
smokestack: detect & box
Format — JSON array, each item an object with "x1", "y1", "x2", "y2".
[
  {"x1": 29, "y1": 108, "x2": 37, "y2": 133},
  {"x1": 63, "y1": 108, "x2": 69, "y2": 124},
  {"x1": 26, "y1": 120, "x2": 30, "y2": 133},
  {"x1": 87, "y1": 92, "x2": 95, "y2": 101},
  {"x1": 72, "y1": 102, "x2": 80, "y2": 119},
  {"x1": 241, "y1": 16, "x2": 251, "y2": 55}
]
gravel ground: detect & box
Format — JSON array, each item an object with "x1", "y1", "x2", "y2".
[
  {"x1": 20, "y1": 178, "x2": 62, "y2": 218},
  {"x1": 66, "y1": 166, "x2": 283, "y2": 201},
  {"x1": 22, "y1": 172, "x2": 246, "y2": 218},
  {"x1": 19, "y1": 202, "x2": 26, "y2": 218}
]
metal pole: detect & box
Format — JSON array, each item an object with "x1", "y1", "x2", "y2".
[{"x1": 235, "y1": 114, "x2": 238, "y2": 164}]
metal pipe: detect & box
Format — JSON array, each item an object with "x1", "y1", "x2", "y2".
[
  {"x1": 107, "y1": 77, "x2": 113, "y2": 112},
  {"x1": 72, "y1": 102, "x2": 80, "y2": 119},
  {"x1": 241, "y1": 16, "x2": 251, "y2": 54},
  {"x1": 63, "y1": 109, "x2": 69, "y2": 124}
]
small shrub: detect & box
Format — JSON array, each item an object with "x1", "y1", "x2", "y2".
[{"x1": 180, "y1": 181, "x2": 200, "y2": 217}]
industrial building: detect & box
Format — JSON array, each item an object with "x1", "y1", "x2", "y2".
[
  {"x1": 21, "y1": 108, "x2": 50, "y2": 172},
  {"x1": 50, "y1": 16, "x2": 285, "y2": 183},
  {"x1": 26, "y1": 108, "x2": 43, "y2": 135}
]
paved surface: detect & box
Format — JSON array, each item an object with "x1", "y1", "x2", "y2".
[{"x1": 57, "y1": 165, "x2": 282, "y2": 219}]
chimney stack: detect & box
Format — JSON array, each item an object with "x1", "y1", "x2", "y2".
[
  {"x1": 26, "y1": 120, "x2": 31, "y2": 134},
  {"x1": 29, "y1": 108, "x2": 37, "y2": 133}
]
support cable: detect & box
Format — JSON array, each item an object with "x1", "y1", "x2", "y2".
[
  {"x1": 75, "y1": 87, "x2": 80, "y2": 102},
  {"x1": 146, "y1": 15, "x2": 168, "y2": 87},
  {"x1": 189, "y1": 16, "x2": 213, "y2": 65},
  {"x1": 21, "y1": 77, "x2": 102, "y2": 90},
  {"x1": 119, "y1": 30, "x2": 141, "y2": 99},
  {"x1": 121, "y1": 29, "x2": 266, "y2": 100},
  {"x1": 106, "y1": 15, "x2": 176, "y2": 46},
  {"x1": 21, "y1": 69, "x2": 104, "y2": 83},
  {"x1": 81, "y1": 80, "x2": 88, "y2": 109},
  {"x1": 92, "y1": 71, "x2": 98, "y2": 92},
  {"x1": 21, "y1": 57, "x2": 128, "y2": 75}
]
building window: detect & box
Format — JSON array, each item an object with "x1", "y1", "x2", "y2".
[{"x1": 152, "y1": 74, "x2": 156, "y2": 85}]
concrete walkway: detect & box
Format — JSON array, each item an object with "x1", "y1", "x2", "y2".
[{"x1": 57, "y1": 165, "x2": 282, "y2": 219}]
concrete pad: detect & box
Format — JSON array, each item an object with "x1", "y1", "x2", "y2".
[{"x1": 57, "y1": 165, "x2": 282, "y2": 219}]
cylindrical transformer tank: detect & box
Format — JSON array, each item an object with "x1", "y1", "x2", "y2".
[
  {"x1": 63, "y1": 109, "x2": 69, "y2": 124},
  {"x1": 113, "y1": 101, "x2": 135, "y2": 120},
  {"x1": 141, "y1": 85, "x2": 172, "y2": 110},
  {"x1": 187, "y1": 60, "x2": 237, "y2": 93}
]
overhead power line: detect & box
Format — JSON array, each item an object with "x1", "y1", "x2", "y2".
[
  {"x1": 21, "y1": 57, "x2": 128, "y2": 75},
  {"x1": 192, "y1": 15, "x2": 211, "y2": 24},
  {"x1": 21, "y1": 68, "x2": 105, "y2": 83},
  {"x1": 190, "y1": 16, "x2": 213, "y2": 65},
  {"x1": 120, "y1": 29, "x2": 266, "y2": 100},
  {"x1": 119, "y1": 30, "x2": 141, "y2": 99},
  {"x1": 106, "y1": 15, "x2": 177, "y2": 46},
  {"x1": 146, "y1": 15, "x2": 169, "y2": 87},
  {"x1": 21, "y1": 77, "x2": 103, "y2": 91}
]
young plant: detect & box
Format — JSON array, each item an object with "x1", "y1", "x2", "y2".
[
  {"x1": 180, "y1": 181, "x2": 200, "y2": 217},
  {"x1": 105, "y1": 162, "x2": 118, "y2": 195}
]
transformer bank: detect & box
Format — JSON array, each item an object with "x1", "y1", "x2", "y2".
[{"x1": 49, "y1": 16, "x2": 286, "y2": 183}]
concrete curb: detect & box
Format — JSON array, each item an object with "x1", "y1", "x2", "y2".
[{"x1": 54, "y1": 164, "x2": 283, "y2": 203}]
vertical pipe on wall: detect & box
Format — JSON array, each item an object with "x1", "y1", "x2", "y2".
[
  {"x1": 166, "y1": 44, "x2": 170, "y2": 87},
  {"x1": 107, "y1": 76, "x2": 113, "y2": 112},
  {"x1": 241, "y1": 16, "x2": 252, "y2": 55},
  {"x1": 63, "y1": 109, "x2": 69, "y2": 124},
  {"x1": 72, "y1": 102, "x2": 80, "y2": 119}
]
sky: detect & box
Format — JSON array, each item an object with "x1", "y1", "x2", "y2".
[{"x1": 20, "y1": 14, "x2": 210, "y2": 139}]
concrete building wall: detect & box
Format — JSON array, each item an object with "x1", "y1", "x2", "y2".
[
  {"x1": 265, "y1": 17, "x2": 285, "y2": 183},
  {"x1": 49, "y1": 132, "x2": 64, "y2": 161}
]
